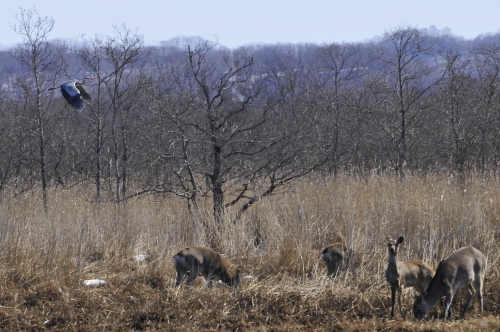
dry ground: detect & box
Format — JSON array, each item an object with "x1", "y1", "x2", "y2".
[{"x1": 0, "y1": 174, "x2": 499, "y2": 331}]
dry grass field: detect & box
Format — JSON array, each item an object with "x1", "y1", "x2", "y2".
[{"x1": 0, "y1": 174, "x2": 499, "y2": 331}]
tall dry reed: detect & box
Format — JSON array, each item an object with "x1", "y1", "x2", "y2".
[{"x1": 0, "y1": 174, "x2": 498, "y2": 330}]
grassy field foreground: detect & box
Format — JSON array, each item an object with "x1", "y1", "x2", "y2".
[{"x1": 0, "y1": 175, "x2": 499, "y2": 331}]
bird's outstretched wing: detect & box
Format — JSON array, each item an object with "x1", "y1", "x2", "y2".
[
  {"x1": 76, "y1": 85, "x2": 92, "y2": 101},
  {"x1": 60, "y1": 80, "x2": 85, "y2": 111}
]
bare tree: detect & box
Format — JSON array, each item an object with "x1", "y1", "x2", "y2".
[
  {"x1": 367, "y1": 26, "x2": 446, "y2": 177},
  {"x1": 77, "y1": 36, "x2": 107, "y2": 201},
  {"x1": 317, "y1": 42, "x2": 367, "y2": 175},
  {"x1": 471, "y1": 42, "x2": 500, "y2": 173},
  {"x1": 435, "y1": 49, "x2": 479, "y2": 180},
  {"x1": 138, "y1": 42, "x2": 332, "y2": 245},
  {"x1": 104, "y1": 27, "x2": 149, "y2": 201},
  {"x1": 79, "y1": 26, "x2": 149, "y2": 201},
  {"x1": 187, "y1": 41, "x2": 255, "y2": 229},
  {"x1": 221, "y1": 44, "x2": 331, "y2": 221},
  {"x1": 10, "y1": 8, "x2": 63, "y2": 211},
  {"x1": 0, "y1": 90, "x2": 17, "y2": 194}
]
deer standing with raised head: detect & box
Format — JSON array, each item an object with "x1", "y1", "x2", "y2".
[
  {"x1": 174, "y1": 247, "x2": 240, "y2": 288},
  {"x1": 385, "y1": 236, "x2": 435, "y2": 317},
  {"x1": 413, "y1": 246, "x2": 487, "y2": 319}
]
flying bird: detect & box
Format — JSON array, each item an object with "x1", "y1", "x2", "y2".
[{"x1": 48, "y1": 78, "x2": 95, "y2": 111}]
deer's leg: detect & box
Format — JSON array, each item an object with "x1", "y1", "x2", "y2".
[
  {"x1": 390, "y1": 284, "x2": 397, "y2": 317},
  {"x1": 186, "y1": 265, "x2": 200, "y2": 286},
  {"x1": 462, "y1": 284, "x2": 476, "y2": 317},
  {"x1": 477, "y1": 279, "x2": 484, "y2": 314},
  {"x1": 444, "y1": 289, "x2": 454, "y2": 319},
  {"x1": 398, "y1": 286, "x2": 404, "y2": 315},
  {"x1": 175, "y1": 270, "x2": 186, "y2": 287}
]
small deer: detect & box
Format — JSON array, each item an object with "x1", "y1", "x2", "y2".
[
  {"x1": 413, "y1": 246, "x2": 487, "y2": 320},
  {"x1": 385, "y1": 236, "x2": 435, "y2": 317},
  {"x1": 321, "y1": 243, "x2": 347, "y2": 277},
  {"x1": 173, "y1": 247, "x2": 240, "y2": 288}
]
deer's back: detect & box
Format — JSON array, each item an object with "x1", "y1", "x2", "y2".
[
  {"x1": 321, "y1": 243, "x2": 346, "y2": 261},
  {"x1": 432, "y1": 246, "x2": 486, "y2": 291},
  {"x1": 399, "y1": 259, "x2": 434, "y2": 292}
]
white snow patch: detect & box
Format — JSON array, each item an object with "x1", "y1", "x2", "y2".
[
  {"x1": 134, "y1": 254, "x2": 151, "y2": 262},
  {"x1": 83, "y1": 279, "x2": 107, "y2": 287}
]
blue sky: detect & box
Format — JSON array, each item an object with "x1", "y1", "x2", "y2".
[{"x1": 1, "y1": 0, "x2": 499, "y2": 49}]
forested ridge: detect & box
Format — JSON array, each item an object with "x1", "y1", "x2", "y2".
[{"x1": 2, "y1": 9, "x2": 500, "y2": 218}]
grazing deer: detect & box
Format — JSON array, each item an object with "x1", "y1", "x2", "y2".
[
  {"x1": 321, "y1": 243, "x2": 347, "y2": 277},
  {"x1": 385, "y1": 236, "x2": 435, "y2": 317},
  {"x1": 413, "y1": 246, "x2": 487, "y2": 320},
  {"x1": 173, "y1": 247, "x2": 240, "y2": 288}
]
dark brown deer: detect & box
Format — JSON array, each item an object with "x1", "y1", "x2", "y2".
[
  {"x1": 321, "y1": 243, "x2": 347, "y2": 277},
  {"x1": 174, "y1": 247, "x2": 240, "y2": 288}
]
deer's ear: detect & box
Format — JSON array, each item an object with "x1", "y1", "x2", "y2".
[{"x1": 397, "y1": 236, "x2": 404, "y2": 244}]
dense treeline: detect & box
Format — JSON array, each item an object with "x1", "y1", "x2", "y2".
[{"x1": 2, "y1": 9, "x2": 500, "y2": 222}]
